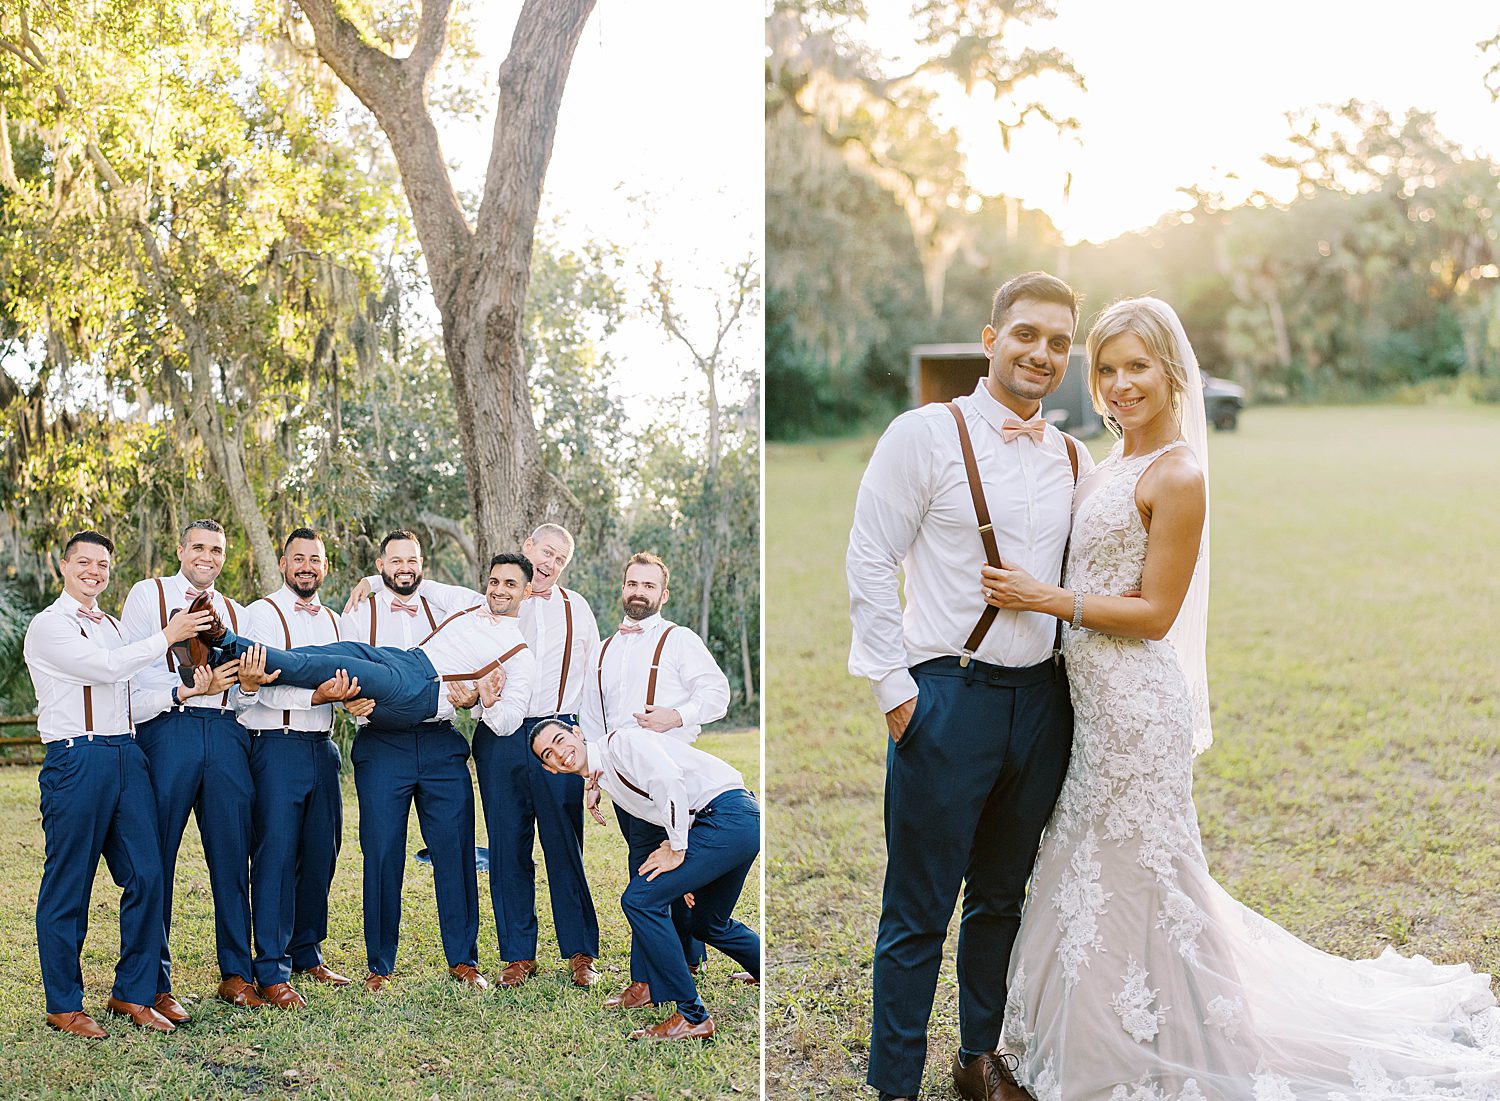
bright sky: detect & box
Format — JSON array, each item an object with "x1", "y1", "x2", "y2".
[
  {"x1": 865, "y1": 0, "x2": 1500, "y2": 244},
  {"x1": 456, "y1": 2, "x2": 763, "y2": 428}
]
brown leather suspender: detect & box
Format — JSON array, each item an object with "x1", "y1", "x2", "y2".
[
  {"x1": 439, "y1": 642, "x2": 528, "y2": 683},
  {"x1": 420, "y1": 596, "x2": 437, "y2": 631},
  {"x1": 556, "y1": 588, "x2": 574, "y2": 713},
  {"x1": 78, "y1": 615, "x2": 131, "y2": 733},
  {"x1": 259, "y1": 597, "x2": 295, "y2": 729},
  {"x1": 605, "y1": 730, "x2": 652, "y2": 800},
  {"x1": 646, "y1": 626, "x2": 676, "y2": 706},
  {"x1": 596, "y1": 635, "x2": 615, "y2": 733},
  {"x1": 368, "y1": 600, "x2": 378, "y2": 645},
  {"x1": 944, "y1": 402, "x2": 1079, "y2": 667}
]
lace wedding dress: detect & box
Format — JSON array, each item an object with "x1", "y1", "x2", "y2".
[{"x1": 1001, "y1": 440, "x2": 1500, "y2": 1101}]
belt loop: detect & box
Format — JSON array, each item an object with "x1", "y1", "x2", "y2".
[{"x1": 963, "y1": 658, "x2": 978, "y2": 687}]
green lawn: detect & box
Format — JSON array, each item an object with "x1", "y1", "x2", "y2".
[
  {"x1": 0, "y1": 730, "x2": 761, "y2": 1099},
  {"x1": 766, "y1": 403, "x2": 1500, "y2": 1099}
]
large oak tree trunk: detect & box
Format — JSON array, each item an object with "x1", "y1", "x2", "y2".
[{"x1": 293, "y1": 0, "x2": 594, "y2": 556}]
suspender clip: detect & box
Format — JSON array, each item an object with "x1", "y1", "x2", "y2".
[
  {"x1": 958, "y1": 650, "x2": 973, "y2": 669},
  {"x1": 976, "y1": 523, "x2": 993, "y2": 534}
]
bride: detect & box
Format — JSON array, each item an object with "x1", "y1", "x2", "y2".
[{"x1": 979, "y1": 298, "x2": 1500, "y2": 1100}]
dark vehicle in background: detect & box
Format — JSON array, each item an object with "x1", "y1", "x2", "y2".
[{"x1": 1202, "y1": 372, "x2": 1245, "y2": 430}]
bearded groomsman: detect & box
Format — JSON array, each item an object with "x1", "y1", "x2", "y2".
[
  {"x1": 24, "y1": 531, "x2": 213, "y2": 1037},
  {"x1": 582, "y1": 552, "x2": 731, "y2": 1010},
  {"x1": 122, "y1": 519, "x2": 259, "y2": 1013},
  {"x1": 235, "y1": 528, "x2": 369, "y2": 1008},
  {"x1": 338, "y1": 530, "x2": 487, "y2": 992},
  {"x1": 466, "y1": 536, "x2": 601, "y2": 988}
]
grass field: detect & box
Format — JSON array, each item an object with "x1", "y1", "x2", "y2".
[
  {"x1": 766, "y1": 403, "x2": 1500, "y2": 1099},
  {"x1": 0, "y1": 729, "x2": 761, "y2": 1099}
]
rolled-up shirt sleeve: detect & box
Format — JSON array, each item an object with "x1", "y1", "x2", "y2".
[{"x1": 847, "y1": 412, "x2": 934, "y2": 714}]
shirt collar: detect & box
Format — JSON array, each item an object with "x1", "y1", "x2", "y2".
[
  {"x1": 277, "y1": 585, "x2": 320, "y2": 609},
  {"x1": 619, "y1": 611, "x2": 664, "y2": 634},
  {"x1": 55, "y1": 591, "x2": 89, "y2": 617},
  {"x1": 174, "y1": 572, "x2": 216, "y2": 598},
  {"x1": 967, "y1": 379, "x2": 1048, "y2": 440}
]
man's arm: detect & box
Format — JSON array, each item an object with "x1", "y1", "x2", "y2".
[
  {"x1": 663, "y1": 628, "x2": 730, "y2": 731},
  {"x1": 476, "y1": 644, "x2": 535, "y2": 736},
  {"x1": 846, "y1": 412, "x2": 935, "y2": 715},
  {"x1": 25, "y1": 612, "x2": 168, "y2": 685},
  {"x1": 579, "y1": 646, "x2": 607, "y2": 739},
  {"x1": 364, "y1": 574, "x2": 484, "y2": 618},
  {"x1": 616, "y1": 732, "x2": 691, "y2": 853}
]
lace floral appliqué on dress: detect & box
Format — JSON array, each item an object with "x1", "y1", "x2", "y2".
[{"x1": 1000, "y1": 441, "x2": 1500, "y2": 1100}]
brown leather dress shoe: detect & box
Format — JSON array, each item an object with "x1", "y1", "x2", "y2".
[
  {"x1": 256, "y1": 982, "x2": 307, "y2": 1010},
  {"x1": 45, "y1": 1010, "x2": 107, "y2": 1039},
  {"x1": 104, "y1": 997, "x2": 175, "y2": 1033},
  {"x1": 495, "y1": 960, "x2": 537, "y2": 988},
  {"x1": 604, "y1": 980, "x2": 655, "y2": 1010},
  {"x1": 952, "y1": 1051, "x2": 1035, "y2": 1101},
  {"x1": 628, "y1": 1011, "x2": 716, "y2": 1041},
  {"x1": 730, "y1": 971, "x2": 759, "y2": 986},
  {"x1": 216, "y1": 975, "x2": 268, "y2": 1008},
  {"x1": 294, "y1": 963, "x2": 351, "y2": 987},
  {"x1": 364, "y1": 973, "x2": 392, "y2": 993},
  {"x1": 153, "y1": 992, "x2": 191, "y2": 1024},
  {"x1": 568, "y1": 953, "x2": 600, "y2": 987},
  {"x1": 448, "y1": 964, "x2": 489, "y2": 989}
]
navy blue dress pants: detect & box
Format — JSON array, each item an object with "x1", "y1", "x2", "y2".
[
  {"x1": 135, "y1": 707, "x2": 255, "y2": 990},
  {"x1": 472, "y1": 716, "x2": 599, "y2": 962},
  {"x1": 36, "y1": 734, "x2": 164, "y2": 1013},
  {"x1": 615, "y1": 803, "x2": 706, "y2": 981},
  {"x1": 248, "y1": 729, "x2": 343, "y2": 987},
  {"x1": 350, "y1": 721, "x2": 478, "y2": 975},
  {"x1": 218, "y1": 633, "x2": 441, "y2": 730},
  {"x1": 619, "y1": 789, "x2": 761, "y2": 1005},
  {"x1": 867, "y1": 657, "x2": 1073, "y2": 1100}
]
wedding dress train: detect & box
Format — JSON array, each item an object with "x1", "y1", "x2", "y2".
[{"x1": 1002, "y1": 441, "x2": 1500, "y2": 1101}]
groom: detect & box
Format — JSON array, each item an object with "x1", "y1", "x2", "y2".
[{"x1": 847, "y1": 271, "x2": 1089, "y2": 1101}]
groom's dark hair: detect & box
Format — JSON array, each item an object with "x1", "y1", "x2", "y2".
[{"x1": 991, "y1": 271, "x2": 1080, "y2": 330}]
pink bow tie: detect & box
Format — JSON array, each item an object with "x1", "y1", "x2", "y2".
[
  {"x1": 1001, "y1": 418, "x2": 1047, "y2": 443},
  {"x1": 527, "y1": 587, "x2": 553, "y2": 600},
  {"x1": 76, "y1": 606, "x2": 105, "y2": 624},
  {"x1": 474, "y1": 608, "x2": 504, "y2": 624},
  {"x1": 618, "y1": 621, "x2": 645, "y2": 635},
  {"x1": 184, "y1": 588, "x2": 205, "y2": 601},
  {"x1": 294, "y1": 600, "x2": 320, "y2": 615},
  {"x1": 390, "y1": 599, "x2": 419, "y2": 616}
]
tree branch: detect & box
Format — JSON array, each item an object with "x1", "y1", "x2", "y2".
[
  {"x1": 409, "y1": 0, "x2": 454, "y2": 81},
  {"x1": 417, "y1": 509, "x2": 476, "y2": 573},
  {"x1": 293, "y1": 0, "x2": 469, "y2": 298}
]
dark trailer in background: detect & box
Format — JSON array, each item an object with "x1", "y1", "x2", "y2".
[{"x1": 908, "y1": 344, "x2": 1104, "y2": 437}]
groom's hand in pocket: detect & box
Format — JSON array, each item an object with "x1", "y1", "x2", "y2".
[{"x1": 886, "y1": 695, "x2": 917, "y2": 744}]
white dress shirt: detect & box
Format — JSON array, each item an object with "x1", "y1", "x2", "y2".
[
  {"x1": 24, "y1": 593, "x2": 168, "y2": 743},
  {"x1": 589, "y1": 730, "x2": 746, "y2": 852},
  {"x1": 418, "y1": 608, "x2": 535, "y2": 736},
  {"x1": 580, "y1": 613, "x2": 730, "y2": 744},
  {"x1": 350, "y1": 576, "x2": 483, "y2": 723},
  {"x1": 847, "y1": 380, "x2": 1095, "y2": 712},
  {"x1": 121, "y1": 572, "x2": 248, "y2": 721},
  {"x1": 518, "y1": 587, "x2": 599, "y2": 718},
  {"x1": 235, "y1": 586, "x2": 342, "y2": 732}
]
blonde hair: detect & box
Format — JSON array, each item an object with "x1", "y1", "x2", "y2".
[{"x1": 1085, "y1": 298, "x2": 1192, "y2": 433}]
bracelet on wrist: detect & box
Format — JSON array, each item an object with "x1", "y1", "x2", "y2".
[{"x1": 1071, "y1": 590, "x2": 1085, "y2": 631}]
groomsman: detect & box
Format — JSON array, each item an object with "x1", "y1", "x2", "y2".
[
  {"x1": 470, "y1": 538, "x2": 600, "y2": 987},
  {"x1": 122, "y1": 519, "x2": 260, "y2": 1013},
  {"x1": 24, "y1": 531, "x2": 212, "y2": 1037},
  {"x1": 531, "y1": 719, "x2": 760, "y2": 1041},
  {"x1": 336, "y1": 530, "x2": 487, "y2": 992},
  {"x1": 581, "y1": 552, "x2": 731, "y2": 1009},
  {"x1": 235, "y1": 528, "x2": 367, "y2": 1008}
]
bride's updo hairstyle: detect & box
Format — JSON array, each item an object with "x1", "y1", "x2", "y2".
[{"x1": 1084, "y1": 298, "x2": 1192, "y2": 434}]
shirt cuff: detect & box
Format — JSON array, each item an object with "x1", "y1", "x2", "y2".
[
  {"x1": 873, "y1": 668, "x2": 919, "y2": 714},
  {"x1": 673, "y1": 702, "x2": 700, "y2": 729}
]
